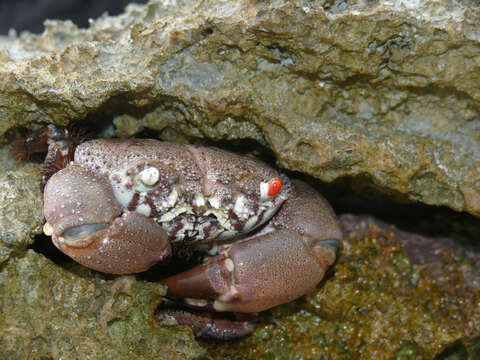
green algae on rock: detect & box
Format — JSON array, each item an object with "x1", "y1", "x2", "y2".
[{"x1": 0, "y1": 250, "x2": 205, "y2": 360}]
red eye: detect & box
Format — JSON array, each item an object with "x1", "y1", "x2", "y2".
[{"x1": 268, "y1": 178, "x2": 282, "y2": 196}]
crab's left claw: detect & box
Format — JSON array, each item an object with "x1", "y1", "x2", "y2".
[{"x1": 43, "y1": 164, "x2": 171, "y2": 274}]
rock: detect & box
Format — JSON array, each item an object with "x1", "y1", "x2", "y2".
[
  {"x1": 0, "y1": 0, "x2": 479, "y2": 216},
  {"x1": 1, "y1": 0, "x2": 480, "y2": 358},
  {"x1": 0, "y1": 167, "x2": 43, "y2": 264},
  {"x1": 0, "y1": 0, "x2": 147, "y2": 35},
  {"x1": 0, "y1": 250, "x2": 205, "y2": 359}
]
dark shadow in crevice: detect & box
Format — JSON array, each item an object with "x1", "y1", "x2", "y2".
[
  {"x1": 301, "y1": 173, "x2": 480, "y2": 252},
  {"x1": 28, "y1": 234, "x2": 74, "y2": 266}
]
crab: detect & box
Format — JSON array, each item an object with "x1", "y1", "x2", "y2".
[{"x1": 16, "y1": 125, "x2": 342, "y2": 340}]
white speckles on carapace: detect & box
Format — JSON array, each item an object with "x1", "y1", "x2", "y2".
[
  {"x1": 138, "y1": 167, "x2": 160, "y2": 186},
  {"x1": 233, "y1": 195, "x2": 248, "y2": 219},
  {"x1": 193, "y1": 193, "x2": 205, "y2": 207},
  {"x1": 136, "y1": 203, "x2": 151, "y2": 217},
  {"x1": 208, "y1": 196, "x2": 221, "y2": 209}
]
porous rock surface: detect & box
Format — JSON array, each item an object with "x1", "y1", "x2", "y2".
[
  {"x1": 0, "y1": 0, "x2": 479, "y2": 215},
  {"x1": 0, "y1": 251, "x2": 204, "y2": 359},
  {"x1": 1, "y1": 0, "x2": 480, "y2": 359}
]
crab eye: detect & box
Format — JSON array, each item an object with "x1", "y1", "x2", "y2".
[
  {"x1": 268, "y1": 178, "x2": 282, "y2": 196},
  {"x1": 260, "y1": 178, "x2": 283, "y2": 200}
]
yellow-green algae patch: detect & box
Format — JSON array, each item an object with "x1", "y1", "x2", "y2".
[
  {"x1": 0, "y1": 250, "x2": 204, "y2": 360},
  {"x1": 203, "y1": 215, "x2": 480, "y2": 359}
]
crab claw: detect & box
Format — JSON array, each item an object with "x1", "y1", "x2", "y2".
[
  {"x1": 43, "y1": 164, "x2": 171, "y2": 274},
  {"x1": 161, "y1": 180, "x2": 341, "y2": 314}
]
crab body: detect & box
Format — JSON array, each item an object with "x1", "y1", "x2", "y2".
[{"x1": 35, "y1": 129, "x2": 341, "y2": 340}]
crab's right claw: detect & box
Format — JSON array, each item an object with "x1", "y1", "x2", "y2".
[{"x1": 43, "y1": 163, "x2": 171, "y2": 274}]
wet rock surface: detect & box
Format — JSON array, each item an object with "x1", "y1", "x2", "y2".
[{"x1": 0, "y1": 0, "x2": 479, "y2": 359}]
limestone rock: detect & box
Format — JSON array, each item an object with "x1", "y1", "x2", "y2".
[
  {"x1": 0, "y1": 251, "x2": 204, "y2": 359},
  {"x1": 0, "y1": 167, "x2": 43, "y2": 264}
]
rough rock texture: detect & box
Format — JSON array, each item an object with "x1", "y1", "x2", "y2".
[
  {"x1": 0, "y1": 250, "x2": 204, "y2": 359},
  {"x1": 0, "y1": 0, "x2": 148, "y2": 35},
  {"x1": 1, "y1": 0, "x2": 480, "y2": 359},
  {"x1": 0, "y1": 0, "x2": 480, "y2": 216},
  {"x1": 0, "y1": 167, "x2": 43, "y2": 265}
]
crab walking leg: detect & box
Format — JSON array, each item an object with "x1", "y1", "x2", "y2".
[
  {"x1": 161, "y1": 180, "x2": 342, "y2": 314},
  {"x1": 157, "y1": 307, "x2": 257, "y2": 340}
]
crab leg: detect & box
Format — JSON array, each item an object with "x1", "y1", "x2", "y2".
[{"x1": 159, "y1": 180, "x2": 341, "y2": 336}]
